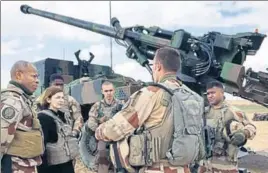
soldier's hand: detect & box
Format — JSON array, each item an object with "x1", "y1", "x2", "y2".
[{"x1": 99, "y1": 116, "x2": 109, "y2": 123}]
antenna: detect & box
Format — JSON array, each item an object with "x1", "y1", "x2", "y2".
[{"x1": 109, "y1": 1, "x2": 113, "y2": 70}]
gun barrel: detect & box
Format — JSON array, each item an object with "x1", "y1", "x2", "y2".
[
  {"x1": 20, "y1": 5, "x2": 119, "y2": 39},
  {"x1": 20, "y1": 5, "x2": 171, "y2": 48}
]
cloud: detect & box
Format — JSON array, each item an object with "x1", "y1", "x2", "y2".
[
  {"x1": 114, "y1": 62, "x2": 152, "y2": 82},
  {"x1": 2, "y1": 39, "x2": 44, "y2": 56},
  {"x1": 3, "y1": 1, "x2": 268, "y2": 43},
  {"x1": 1, "y1": 1, "x2": 111, "y2": 43},
  {"x1": 243, "y1": 33, "x2": 268, "y2": 72},
  {"x1": 1, "y1": 39, "x2": 21, "y2": 55},
  {"x1": 1, "y1": 69, "x2": 10, "y2": 89},
  {"x1": 1, "y1": 1, "x2": 268, "y2": 102}
]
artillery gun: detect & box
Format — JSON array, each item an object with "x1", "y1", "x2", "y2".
[{"x1": 20, "y1": 4, "x2": 268, "y2": 173}]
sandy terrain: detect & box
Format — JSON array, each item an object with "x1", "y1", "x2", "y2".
[{"x1": 75, "y1": 100, "x2": 268, "y2": 173}]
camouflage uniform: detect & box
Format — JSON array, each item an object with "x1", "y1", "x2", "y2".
[
  {"x1": 95, "y1": 75, "x2": 191, "y2": 173},
  {"x1": 198, "y1": 101, "x2": 256, "y2": 173},
  {"x1": 87, "y1": 99, "x2": 125, "y2": 132},
  {"x1": 86, "y1": 98, "x2": 124, "y2": 173},
  {"x1": 1, "y1": 83, "x2": 44, "y2": 173}
]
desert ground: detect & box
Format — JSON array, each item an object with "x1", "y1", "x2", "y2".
[{"x1": 74, "y1": 99, "x2": 268, "y2": 173}]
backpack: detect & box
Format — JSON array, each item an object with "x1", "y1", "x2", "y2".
[{"x1": 146, "y1": 82, "x2": 206, "y2": 166}]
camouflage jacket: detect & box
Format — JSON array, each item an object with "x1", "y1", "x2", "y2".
[
  {"x1": 94, "y1": 74, "x2": 178, "y2": 142},
  {"x1": 36, "y1": 90, "x2": 84, "y2": 133},
  {"x1": 1, "y1": 83, "x2": 42, "y2": 167},
  {"x1": 87, "y1": 98, "x2": 125, "y2": 132},
  {"x1": 205, "y1": 101, "x2": 257, "y2": 161},
  {"x1": 205, "y1": 101, "x2": 256, "y2": 141}
]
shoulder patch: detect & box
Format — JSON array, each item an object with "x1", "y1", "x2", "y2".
[{"x1": 2, "y1": 107, "x2": 16, "y2": 120}]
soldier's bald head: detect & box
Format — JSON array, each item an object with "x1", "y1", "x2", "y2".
[
  {"x1": 10, "y1": 60, "x2": 39, "y2": 93},
  {"x1": 10, "y1": 60, "x2": 36, "y2": 79}
]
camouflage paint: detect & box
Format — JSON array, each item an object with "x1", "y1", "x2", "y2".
[{"x1": 66, "y1": 78, "x2": 142, "y2": 105}]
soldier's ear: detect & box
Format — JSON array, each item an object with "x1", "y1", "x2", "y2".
[{"x1": 15, "y1": 70, "x2": 23, "y2": 81}]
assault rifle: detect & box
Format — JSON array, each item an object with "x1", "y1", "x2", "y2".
[{"x1": 20, "y1": 5, "x2": 268, "y2": 107}]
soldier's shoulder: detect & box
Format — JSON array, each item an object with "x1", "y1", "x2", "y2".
[
  {"x1": 67, "y1": 94, "x2": 74, "y2": 100},
  {"x1": 66, "y1": 94, "x2": 77, "y2": 104},
  {"x1": 1, "y1": 90, "x2": 24, "y2": 105},
  {"x1": 92, "y1": 101, "x2": 102, "y2": 107},
  {"x1": 226, "y1": 103, "x2": 246, "y2": 118},
  {"x1": 1, "y1": 97, "x2": 23, "y2": 122},
  {"x1": 128, "y1": 86, "x2": 160, "y2": 102},
  {"x1": 146, "y1": 85, "x2": 161, "y2": 93}
]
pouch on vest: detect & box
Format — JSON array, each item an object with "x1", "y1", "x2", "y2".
[
  {"x1": 128, "y1": 130, "x2": 153, "y2": 167},
  {"x1": 109, "y1": 137, "x2": 137, "y2": 173},
  {"x1": 145, "y1": 82, "x2": 206, "y2": 166},
  {"x1": 202, "y1": 108, "x2": 216, "y2": 159}
]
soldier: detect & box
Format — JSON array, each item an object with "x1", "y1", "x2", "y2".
[
  {"x1": 1, "y1": 60, "x2": 44, "y2": 173},
  {"x1": 198, "y1": 81, "x2": 257, "y2": 173},
  {"x1": 94, "y1": 47, "x2": 192, "y2": 173},
  {"x1": 36, "y1": 73, "x2": 84, "y2": 137},
  {"x1": 87, "y1": 81, "x2": 124, "y2": 173}
]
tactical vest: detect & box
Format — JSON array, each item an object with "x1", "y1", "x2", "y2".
[
  {"x1": 2, "y1": 88, "x2": 44, "y2": 159},
  {"x1": 114, "y1": 89, "x2": 175, "y2": 172},
  {"x1": 205, "y1": 104, "x2": 241, "y2": 161},
  {"x1": 97, "y1": 99, "x2": 122, "y2": 118},
  {"x1": 40, "y1": 110, "x2": 79, "y2": 165}
]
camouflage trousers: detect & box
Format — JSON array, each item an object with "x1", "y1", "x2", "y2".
[
  {"x1": 1, "y1": 156, "x2": 37, "y2": 173},
  {"x1": 198, "y1": 157, "x2": 238, "y2": 173},
  {"x1": 11, "y1": 163, "x2": 36, "y2": 173}
]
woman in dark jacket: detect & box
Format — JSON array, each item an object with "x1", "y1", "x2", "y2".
[{"x1": 37, "y1": 86, "x2": 79, "y2": 173}]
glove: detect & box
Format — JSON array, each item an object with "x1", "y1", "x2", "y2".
[{"x1": 230, "y1": 129, "x2": 246, "y2": 146}]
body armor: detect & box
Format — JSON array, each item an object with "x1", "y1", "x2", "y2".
[
  {"x1": 2, "y1": 88, "x2": 44, "y2": 159},
  {"x1": 40, "y1": 110, "x2": 79, "y2": 165},
  {"x1": 205, "y1": 104, "x2": 245, "y2": 161}
]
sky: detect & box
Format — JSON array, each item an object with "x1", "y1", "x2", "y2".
[{"x1": 1, "y1": 1, "x2": 268, "y2": 100}]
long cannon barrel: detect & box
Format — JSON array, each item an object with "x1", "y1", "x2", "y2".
[
  {"x1": 20, "y1": 4, "x2": 268, "y2": 108},
  {"x1": 20, "y1": 5, "x2": 118, "y2": 39},
  {"x1": 20, "y1": 5, "x2": 170, "y2": 48}
]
